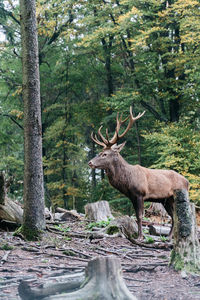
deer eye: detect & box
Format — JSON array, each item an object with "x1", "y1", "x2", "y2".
[{"x1": 102, "y1": 153, "x2": 107, "y2": 157}]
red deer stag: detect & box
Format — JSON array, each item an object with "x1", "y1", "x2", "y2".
[{"x1": 88, "y1": 107, "x2": 189, "y2": 239}]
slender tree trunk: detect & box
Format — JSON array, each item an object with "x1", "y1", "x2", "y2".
[
  {"x1": 101, "y1": 36, "x2": 114, "y2": 97},
  {"x1": 0, "y1": 172, "x2": 6, "y2": 205},
  {"x1": 91, "y1": 140, "x2": 97, "y2": 189},
  {"x1": 20, "y1": 0, "x2": 45, "y2": 238}
]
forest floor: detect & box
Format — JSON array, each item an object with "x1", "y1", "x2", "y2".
[{"x1": 0, "y1": 214, "x2": 200, "y2": 300}]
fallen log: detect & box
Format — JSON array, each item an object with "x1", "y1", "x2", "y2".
[
  {"x1": 18, "y1": 272, "x2": 85, "y2": 300},
  {"x1": 170, "y1": 189, "x2": 200, "y2": 273},
  {"x1": 55, "y1": 207, "x2": 82, "y2": 221},
  {"x1": 0, "y1": 172, "x2": 23, "y2": 225},
  {"x1": 0, "y1": 197, "x2": 23, "y2": 225},
  {"x1": 148, "y1": 224, "x2": 171, "y2": 236}
]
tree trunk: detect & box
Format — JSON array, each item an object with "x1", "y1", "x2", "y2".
[
  {"x1": 0, "y1": 172, "x2": 6, "y2": 205},
  {"x1": 170, "y1": 189, "x2": 200, "y2": 273},
  {"x1": 101, "y1": 36, "x2": 114, "y2": 97},
  {"x1": 20, "y1": 0, "x2": 45, "y2": 238}
]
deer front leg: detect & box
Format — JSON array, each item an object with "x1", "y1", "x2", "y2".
[{"x1": 132, "y1": 196, "x2": 144, "y2": 240}]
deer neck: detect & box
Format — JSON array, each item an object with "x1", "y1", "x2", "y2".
[{"x1": 106, "y1": 154, "x2": 129, "y2": 187}]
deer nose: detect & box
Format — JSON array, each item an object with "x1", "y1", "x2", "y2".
[{"x1": 88, "y1": 161, "x2": 93, "y2": 167}]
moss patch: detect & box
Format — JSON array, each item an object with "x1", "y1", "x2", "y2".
[
  {"x1": 170, "y1": 250, "x2": 184, "y2": 271},
  {"x1": 170, "y1": 250, "x2": 200, "y2": 274},
  {"x1": 14, "y1": 225, "x2": 43, "y2": 241},
  {"x1": 106, "y1": 225, "x2": 119, "y2": 235}
]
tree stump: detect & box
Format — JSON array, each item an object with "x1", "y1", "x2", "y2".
[
  {"x1": 107, "y1": 216, "x2": 138, "y2": 237},
  {"x1": 170, "y1": 189, "x2": 200, "y2": 273},
  {"x1": 85, "y1": 200, "x2": 113, "y2": 222},
  {"x1": 146, "y1": 202, "x2": 168, "y2": 218},
  {"x1": 43, "y1": 256, "x2": 136, "y2": 300}
]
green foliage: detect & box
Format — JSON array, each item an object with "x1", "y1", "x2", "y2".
[
  {"x1": 144, "y1": 236, "x2": 155, "y2": 244},
  {"x1": 106, "y1": 225, "x2": 119, "y2": 235},
  {"x1": 1, "y1": 0, "x2": 200, "y2": 217},
  {"x1": 54, "y1": 224, "x2": 71, "y2": 233},
  {"x1": 63, "y1": 249, "x2": 76, "y2": 257},
  {"x1": 86, "y1": 219, "x2": 111, "y2": 230},
  {"x1": 0, "y1": 243, "x2": 14, "y2": 251},
  {"x1": 143, "y1": 121, "x2": 200, "y2": 204},
  {"x1": 160, "y1": 236, "x2": 167, "y2": 243}
]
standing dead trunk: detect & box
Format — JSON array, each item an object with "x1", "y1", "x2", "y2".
[
  {"x1": 170, "y1": 189, "x2": 200, "y2": 272},
  {"x1": 20, "y1": 0, "x2": 45, "y2": 239}
]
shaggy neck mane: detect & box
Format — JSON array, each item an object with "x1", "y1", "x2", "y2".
[{"x1": 106, "y1": 154, "x2": 129, "y2": 184}]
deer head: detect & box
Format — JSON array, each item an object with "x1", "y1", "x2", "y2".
[{"x1": 88, "y1": 107, "x2": 145, "y2": 170}]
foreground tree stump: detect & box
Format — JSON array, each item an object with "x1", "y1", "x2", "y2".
[
  {"x1": 170, "y1": 189, "x2": 200, "y2": 273},
  {"x1": 19, "y1": 257, "x2": 136, "y2": 300},
  {"x1": 85, "y1": 200, "x2": 113, "y2": 222},
  {"x1": 44, "y1": 256, "x2": 136, "y2": 300}
]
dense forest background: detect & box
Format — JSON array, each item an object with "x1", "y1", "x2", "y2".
[{"x1": 0, "y1": 0, "x2": 200, "y2": 214}]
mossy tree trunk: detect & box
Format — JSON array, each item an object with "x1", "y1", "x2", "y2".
[
  {"x1": 19, "y1": 0, "x2": 45, "y2": 239},
  {"x1": 170, "y1": 189, "x2": 200, "y2": 273}
]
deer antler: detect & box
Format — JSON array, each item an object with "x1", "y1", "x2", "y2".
[{"x1": 91, "y1": 106, "x2": 145, "y2": 148}]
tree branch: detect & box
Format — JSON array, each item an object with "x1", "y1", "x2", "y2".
[
  {"x1": 140, "y1": 100, "x2": 168, "y2": 123},
  {"x1": 0, "y1": 113, "x2": 23, "y2": 130},
  {"x1": 0, "y1": 7, "x2": 20, "y2": 25}
]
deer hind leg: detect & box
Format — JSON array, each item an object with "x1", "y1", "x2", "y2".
[{"x1": 163, "y1": 197, "x2": 174, "y2": 239}]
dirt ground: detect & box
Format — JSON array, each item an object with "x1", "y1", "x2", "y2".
[{"x1": 0, "y1": 217, "x2": 200, "y2": 300}]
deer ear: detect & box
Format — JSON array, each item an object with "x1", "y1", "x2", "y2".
[{"x1": 111, "y1": 142, "x2": 126, "y2": 152}]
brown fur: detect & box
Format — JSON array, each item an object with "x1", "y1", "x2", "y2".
[{"x1": 88, "y1": 145, "x2": 189, "y2": 239}]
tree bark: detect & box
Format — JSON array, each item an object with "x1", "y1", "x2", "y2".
[
  {"x1": 170, "y1": 189, "x2": 200, "y2": 273},
  {"x1": 0, "y1": 172, "x2": 6, "y2": 205},
  {"x1": 20, "y1": 0, "x2": 45, "y2": 237}
]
